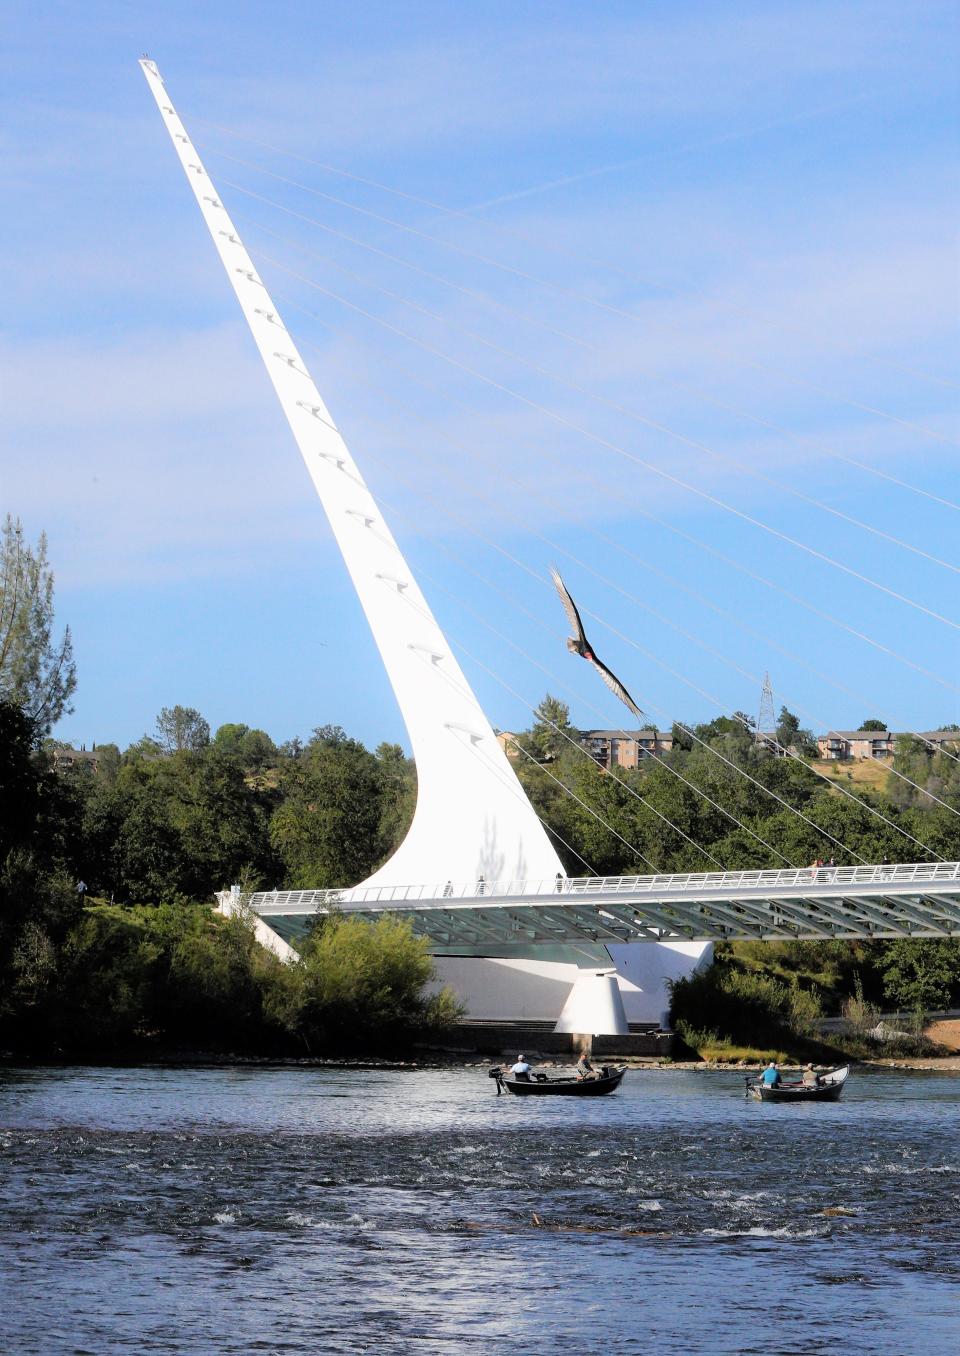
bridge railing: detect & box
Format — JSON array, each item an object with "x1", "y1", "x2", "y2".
[{"x1": 242, "y1": 860, "x2": 960, "y2": 914}]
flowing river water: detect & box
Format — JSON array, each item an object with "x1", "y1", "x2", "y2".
[{"x1": 1, "y1": 1062, "x2": 959, "y2": 1354}]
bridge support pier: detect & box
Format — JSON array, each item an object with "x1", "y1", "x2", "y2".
[{"x1": 554, "y1": 971, "x2": 630, "y2": 1037}]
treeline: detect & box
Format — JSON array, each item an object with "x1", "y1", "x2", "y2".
[
  {"x1": 1, "y1": 698, "x2": 465, "y2": 1055},
  {"x1": 516, "y1": 697, "x2": 960, "y2": 874},
  {"x1": 5, "y1": 680, "x2": 960, "y2": 1056},
  {"x1": 47, "y1": 708, "x2": 417, "y2": 903}
]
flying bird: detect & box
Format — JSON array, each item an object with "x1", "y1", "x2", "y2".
[{"x1": 550, "y1": 566, "x2": 645, "y2": 722}]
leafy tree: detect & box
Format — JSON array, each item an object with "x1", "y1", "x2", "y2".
[
  {"x1": 859, "y1": 718, "x2": 888, "y2": 732},
  {"x1": 213, "y1": 722, "x2": 250, "y2": 753},
  {"x1": 155, "y1": 705, "x2": 210, "y2": 752},
  {"x1": 269, "y1": 730, "x2": 386, "y2": 887},
  {"x1": 524, "y1": 694, "x2": 576, "y2": 762},
  {"x1": 276, "y1": 914, "x2": 461, "y2": 1050},
  {"x1": 0, "y1": 699, "x2": 41, "y2": 860},
  {"x1": 775, "y1": 706, "x2": 817, "y2": 757},
  {"x1": 240, "y1": 728, "x2": 276, "y2": 774},
  {"x1": 0, "y1": 516, "x2": 76, "y2": 734},
  {"x1": 881, "y1": 939, "x2": 960, "y2": 1014},
  {"x1": 375, "y1": 742, "x2": 416, "y2": 862}
]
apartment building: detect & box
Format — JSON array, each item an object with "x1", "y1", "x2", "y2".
[
  {"x1": 579, "y1": 729, "x2": 672, "y2": 770},
  {"x1": 816, "y1": 729, "x2": 960, "y2": 760},
  {"x1": 497, "y1": 728, "x2": 672, "y2": 769}
]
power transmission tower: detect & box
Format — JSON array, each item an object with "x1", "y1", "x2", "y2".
[{"x1": 756, "y1": 672, "x2": 777, "y2": 750}]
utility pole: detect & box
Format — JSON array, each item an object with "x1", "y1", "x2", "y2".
[{"x1": 756, "y1": 672, "x2": 777, "y2": 751}]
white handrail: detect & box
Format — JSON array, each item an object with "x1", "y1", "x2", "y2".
[{"x1": 242, "y1": 860, "x2": 960, "y2": 912}]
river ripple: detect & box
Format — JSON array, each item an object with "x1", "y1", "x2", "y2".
[{"x1": 2, "y1": 1064, "x2": 959, "y2": 1354}]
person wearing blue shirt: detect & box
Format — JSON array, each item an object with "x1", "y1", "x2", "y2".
[{"x1": 761, "y1": 1061, "x2": 781, "y2": 1087}]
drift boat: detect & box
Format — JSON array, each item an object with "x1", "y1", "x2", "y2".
[
  {"x1": 747, "y1": 1065, "x2": 849, "y2": 1103},
  {"x1": 491, "y1": 1065, "x2": 626, "y2": 1096}
]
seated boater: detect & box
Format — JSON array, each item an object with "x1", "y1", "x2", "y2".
[
  {"x1": 576, "y1": 1053, "x2": 600, "y2": 1081},
  {"x1": 761, "y1": 1062, "x2": 781, "y2": 1088}
]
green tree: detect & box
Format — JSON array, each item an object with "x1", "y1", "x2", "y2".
[
  {"x1": 775, "y1": 707, "x2": 817, "y2": 757},
  {"x1": 524, "y1": 694, "x2": 576, "y2": 762},
  {"x1": 276, "y1": 914, "x2": 461, "y2": 1050},
  {"x1": 0, "y1": 516, "x2": 76, "y2": 734},
  {"x1": 240, "y1": 728, "x2": 276, "y2": 775},
  {"x1": 269, "y1": 729, "x2": 386, "y2": 887},
  {"x1": 213, "y1": 722, "x2": 250, "y2": 753},
  {"x1": 154, "y1": 705, "x2": 210, "y2": 753},
  {"x1": 375, "y1": 742, "x2": 416, "y2": 862},
  {"x1": 859, "y1": 718, "x2": 888, "y2": 732},
  {"x1": 881, "y1": 939, "x2": 960, "y2": 1014}
]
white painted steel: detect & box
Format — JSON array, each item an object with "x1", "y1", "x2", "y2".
[
  {"x1": 232, "y1": 860, "x2": 960, "y2": 943},
  {"x1": 554, "y1": 972, "x2": 629, "y2": 1035},
  {"x1": 140, "y1": 60, "x2": 564, "y2": 891}
]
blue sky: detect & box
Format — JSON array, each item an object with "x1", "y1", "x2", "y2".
[{"x1": 4, "y1": 1, "x2": 958, "y2": 752}]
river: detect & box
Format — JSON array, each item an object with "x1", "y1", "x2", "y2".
[{"x1": 1, "y1": 1062, "x2": 958, "y2": 1354}]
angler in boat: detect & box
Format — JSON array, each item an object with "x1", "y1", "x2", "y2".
[
  {"x1": 490, "y1": 1060, "x2": 627, "y2": 1096},
  {"x1": 746, "y1": 1065, "x2": 849, "y2": 1103}
]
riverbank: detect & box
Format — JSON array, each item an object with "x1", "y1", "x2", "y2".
[{"x1": 5, "y1": 1047, "x2": 960, "y2": 1072}]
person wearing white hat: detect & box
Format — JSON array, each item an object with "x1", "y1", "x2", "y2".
[{"x1": 509, "y1": 1054, "x2": 533, "y2": 1081}]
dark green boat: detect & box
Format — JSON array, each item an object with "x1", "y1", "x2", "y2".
[{"x1": 491, "y1": 1066, "x2": 626, "y2": 1096}]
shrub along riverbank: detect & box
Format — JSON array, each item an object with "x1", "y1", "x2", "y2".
[
  {"x1": 669, "y1": 937, "x2": 960, "y2": 1063},
  {"x1": 2, "y1": 897, "x2": 461, "y2": 1059}
]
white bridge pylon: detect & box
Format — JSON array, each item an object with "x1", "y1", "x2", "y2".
[{"x1": 140, "y1": 58, "x2": 564, "y2": 893}]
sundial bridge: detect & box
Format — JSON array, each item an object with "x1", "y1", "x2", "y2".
[{"x1": 141, "y1": 60, "x2": 958, "y2": 1035}]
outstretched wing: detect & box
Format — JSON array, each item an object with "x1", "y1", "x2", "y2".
[
  {"x1": 589, "y1": 653, "x2": 645, "y2": 722},
  {"x1": 550, "y1": 566, "x2": 589, "y2": 647},
  {"x1": 551, "y1": 566, "x2": 645, "y2": 721}
]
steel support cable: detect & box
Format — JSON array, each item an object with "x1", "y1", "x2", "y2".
[
  {"x1": 418, "y1": 462, "x2": 957, "y2": 842},
  {"x1": 317, "y1": 336, "x2": 959, "y2": 826},
  {"x1": 299, "y1": 364, "x2": 799, "y2": 872},
  {"x1": 325, "y1": 352, "x2": 946, "y2": 858},
  {"x1": 268, "y1": 275, "x2": 960, "y2": 784},
  {"x1": 370, "y1": 492, "x2": 731, "y2": 869},
  {"x1": 247, "y1": 245, "x2": 960, "y2": 635},
  {"x1": 369, "y1": 426, "x2": 960, "y2": 835},
  {"x1": 206, "y1": 147, "x2": 960, "y2": 450},
  {"x1": 232, "y1": 204, "x2": 960, "y2": 579},
  {"x1": 365, "y1": 449, "x2": 926, "y2": 865},
  {"x1": 829, "y1": 460, "x2": 960, "y2": 515},
  {"x1": 367, "y1": 353, "x2": 960, "y2": 773},
  {"x1": 218, "y1": 179, "x2": 960, "y2": 519},
  {"x1": 372, "y1": 523, "x2": 729, "y2": 869},
  {"x1": 346, "y1": 424, "x2": 876, "y2": 866},
  {"x1": 191, "y1": 116, "x2": 960, "y2": 395},
  {"x1": 270, "y1": 280, "x2": 960, "y2": 708},
  {"x1": 385, "y1": 577, "x2": 660, "y2": 873},
  {"x1": 302, "y1": 326, "x2": 938, "y2": 867},
  {"x1": 509, "y1": 742, "x2": 661, "y2": 874},
  {"x1": 260, "y1": 310, "x2": 960, "y2": 877}
]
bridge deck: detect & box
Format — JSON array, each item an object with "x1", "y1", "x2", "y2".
[{"x1": 241, "y1": 862, "x2": 960, "y2": 944}]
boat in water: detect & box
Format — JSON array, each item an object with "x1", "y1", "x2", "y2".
[
  {"x1": 747, "y1": 1065, "x2": 849, "y2": 1103},
  {"x1": 490, "y1": 1065, "x2": 626, "y2": 1096}
]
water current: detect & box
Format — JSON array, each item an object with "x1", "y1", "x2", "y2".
[{"x1": 1, "y1": 1063, "x2": 958, "y2": 1354}]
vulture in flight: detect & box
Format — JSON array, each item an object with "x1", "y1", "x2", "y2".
[{"x1": 550, "y1": 566, "x2": 645, "y2": 722}]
